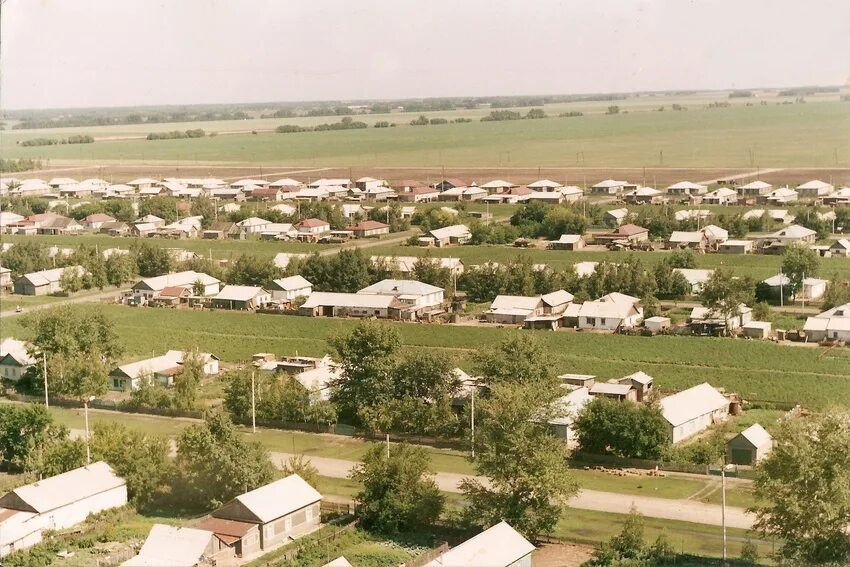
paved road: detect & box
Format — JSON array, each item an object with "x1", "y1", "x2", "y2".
[
  {"x1": 270, "y1": 452, "x2": 755, "y2": 529},
  {"x1": 0, "y1": 288, "x2": 127, "y2": 318}
]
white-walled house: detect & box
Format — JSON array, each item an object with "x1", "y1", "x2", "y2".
[
  {"x1": 803, "y1": 302, "x2": 850, "y2": 342},
  {"x1": 0, "y1": 338, "x2": 36, "y2": 382},
  {"x1": 268, "y1": 275, "x2": 313, "y2": 303},
  {"x1": 660, "y1": 383, "x2": 729, "y2": 443},
  {"x1": 0, "y1": 462, "x2": 127, "y2": 557},
  {"x1": 109, "y1": 350, "x2": 220, "y2": 391},
  {"x1": 577, "y1": 293, "x2": 643, "y2": 330},
  {"x1": 130, "y1": 271, "x2": 220, "y2": 304},
  {"x1": 122, "y1": 524, "x2": 227, "y2": 567},
  {"x1": 357, "y1": 279, "x2": 444, "y2": 311}
]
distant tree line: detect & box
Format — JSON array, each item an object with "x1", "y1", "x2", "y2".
[
  {"x1": 0, "y1": 158, "x2": 42, "y2": 172},
  {"x1": 146, "y1": 129, "x2": 205, "y2": 140},
  {"x1": 13, "y1": 110, "x2": 250, "y2": 130},
  {"x1": 275, "y1": 117, "x2": 367, "y2": 134},
  {"x1": 20, "y1": 135, "x2": 94, "y2": 146},
  {"x1": 480, "y1": 108, "x2": 547, "y2": 121}
]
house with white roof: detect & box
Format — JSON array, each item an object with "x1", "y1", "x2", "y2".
[
  {"x1": 267, "y1": 275, "x2": 312, "y2": 303},
  {"x1": 109, "y1": 350, "x2": 219, "y2": 391},
  {"x1": 437, "y1": 185, "x2": 487, "y2": 201},
  {"x1": 237, "y1": 216, "x2": 272, "y2": 235},
  {"x1": 702, "y1": 187, "x2": 738, "y2": 205},
  {"x1": 591, "y1": 179, "x2": 629, "y2": 195},
  {"x1": 673, "y1": 268, "x2": 714, "y2": 294},
  {"x1": 122, "y1": 524, "x2": 231, "y2": 567},
  {"x1": 485, "y1": 295, "x2": 544, "y2": 325},
  {"x1": 667, "y1": 230, "x2": 707, "y2": 250},
  {"x1": 660, "y1": 383, "x2": 729, "y2": 443},
  {"x1": 796, "y1": 179, "x2": 833, "y2": 197},
  {"x1": 357, "y1": 279, "x2": 445, "y2": 311},
  {"x1": 576, "y1": 292, "x2": 643, "y2": 331},
  {"x1": 603, "y1": 207, "x2": 629, "y2": 226},
  {"x1": 619, "y1": 371, "x2": 655, "y2": 402},
  {"x1": 674, "y1": 209, "x2": 711, "y2": 222},
  {"x1": 758, "y1": 225, "x2": 817, "y2": 252},
  {"x1": 425, "y1": 521, "x2": 534, "y2": 567},
  {"x1": 667, "y1": 181, "x2": 708, "y2": 195},
  {"x1": 726, "y1": 423, "x2": 773, "y2": 466},
  {"x1": 130, "y1": 271, "x2": 220, "y2": 304},
  {"x1": 822, "y1": 187, "x2": 850, "y2": 205},
  {"x1": 689, "y1": 304, "x2": 753, "y2": 331},
  {"x1": 479, "y1": 179, "x2": 519, "y2": 194},
  {"x1": 211, "y1": 285, "x2": 271, "y2": 310},
  {"x1": 702, "y1": 224, "x2": 729, "y2": 245},
  {"x1": 546, "y1": 386, "x2": 593, "y2": 443},
  {"x1": 761, "y1": 187, "x2": 798, "y2": 205},
  {"x1": 829, "y1": 239, "x2": 850, "y2": 257},
  {"x1": 308, "y1": 178, "x2": 350, "y2": 189},
  {"x1": 370, "y1": 255, "x2": 465, "y2": 276},
  {"x1": 738, "y1": 180, "x2": 772, "y2": 196},
  {"x1": 803, "y1": 302, "x2": 850, "y2": 342},
  {"x1": 300, "y1": 292, "x2": 407, "y2": 319},
  {"x1": 718, "y1": 239, "x2": 754, "y2": 254},
  {"x1": 13, "y1": 266, "x2": 86, "y2": 296},
  {"x1": 209, "y1": 475, "x2": 322, "y2": 555},
  {"x1": 762, "y1": 274, "x2": 827, "y2": 300},
  {"x1": 0, "y1": 338, "x2": 36, "y2": 382},
  {"x1": 549, "y1": 234, "x2": 586, "y2": 250},
  {"x1": 623, "y1": 186, "x2": 663, "y2": 204},
  {"x1": 0, "y1": 462, "x2": 127, "y2": 558},
  {"x1": 428, "y1": 224, "x2": 471, "y2": 247},
  {"x1": 590, "y1": 381, "x2": 637, "y2": 401},
  {"x1": 269, "y1": 178, "x2": 303, "y2": 189},
  {"x1": 527, "y1": 179, "x2": 564, "y2": 191}
]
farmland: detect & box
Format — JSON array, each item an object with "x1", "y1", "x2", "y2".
[
  {"x1": 4, "y1": 305, "x2": 849, "y2": 408},
  {"x1": 5, "y1": 99, "x2": 849, "y2": 168}
]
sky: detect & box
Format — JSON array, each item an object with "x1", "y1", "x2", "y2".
[{"x1": 2, "y1": 0, "x2": 849, "y2": 110}]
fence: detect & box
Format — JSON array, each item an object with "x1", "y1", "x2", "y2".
[
  {"x1": 571, "y1": 451, "x2": 710, "y2": 475},
  {"x1": 250, "y1": 521, "x2": 357, "y2": 567},
  {"x1": 402, "y1": 542, "x2": 449, "y2": 567}
]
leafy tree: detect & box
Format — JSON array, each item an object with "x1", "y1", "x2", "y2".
[
  {"x1": 584, "y1": 506, "x2": 675, "y2": 566},
  {"x1": 132, "y1": 241, "x2": 172, "y2": 277},
  {"x1": 351, "y1": 443, "x2": 443, "y2": 533},
  {"x1": 138, "y1": 196, "x2": 179, "y2": 223},
  {"x1": 461, "y1": 380, "x2": 577, "y2": 539},
  {"x1": 127, "y1": 375, "x2": 174, "y2": 409},
  {"x1": 59, "y1": 266, "x2": 84, "y2": 293},
  {"x1": 473, "y1": 332, "x2": 554, "y2": 390},
  {"x1": 540, "y1": 207, "x2": 587, "y2": 239},
  {"x1": 226, "y1": 253, "x2": 278, "y2": 287},
  {"x1": 667, "y1": 249, "x2": 697, "y2": 269},
  {"x1": 821, "y1": 274, "x2": 850, "y2": 309},
  {"x1": 412, "y1": 255, "x2": 453, "y2": 294},
  {"x1": 781, "y1": 244, "x2": 820, "y2": 298},
  {"x1": 752, "y1": 301, "x2": 771, "y2": 321},
  {"x1": 105, "y1": 252, "x2": 136, "y2": 286},
  {"x1": 224, "y1": 369, "x2": 312, "y2": 423},
  {"x1": 175, "y1": 411, "x2": 274, "y2": 509},
  {"x1": 1, "y1": 240, "x2": 51, "y2": 277},
  {"x1": 280, "y1": 454, "x2": 320, "y2": 488},
  {"x1": 388, "y1": 351, "x2": 460, "y2": 436},
  {"x1": 330, "y1": 323, "x2": 401, "y2": 429},
  {"x1": 752, "y1": 411, "x2": 850, "y2": 564},
  {"x1": 574, "y1": 398, "x2": 669, "y2": 459},
  {"x1": 91, "y1": 422, "x2": 171, "y2": 507},
  {"x1": 700, "y1": 269, "x2": 755, "y2": 331},
  {"x1": 41, "y1": 437, "x2": 87, "y2": 477},
  {"x1": 174, "y1": 349, "x2": 204, "y2": 411},
  {"x1": 0, "y1": 404, "x2": 79, "y2": 475},
  {"x1": 44, "y1": 351, "x2": 109, "y2": 402},
  {"x1": 740, "y1": 540, "x2": 760, "y2": 565},
  {"x1": 190, "y1": 197, "x2": 216, "y2": 228}
]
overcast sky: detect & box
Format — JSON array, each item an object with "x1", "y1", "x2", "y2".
[{"x1": 2, "y1": 0, "x2": 849, "y2": 110}]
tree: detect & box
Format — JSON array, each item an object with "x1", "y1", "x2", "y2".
[
  {"x1": 0, "y1": 240, "x2": 51, "y2": 277},
  {"x1": 91, "y1": 422, "x2": 171, "y2": 507},
  {"x1": 0, "y1": 404, "x2": 80, "y2": 475},
  {"x1": 227, "y1": 254, "x2": 279, "y2": 287},
  {"x1": 351, "y1": 443, "x2": 443, "y2": 533},
  {"x1": 133, "y1": 241, "x2": 172, "y2": 277},
  {"x1": 59, "y1": 266, "x2": 84, "y2": 293},
  {"x1": 584, "y1": 506, "x2": 675, "y2": 566},
  {"x1": 175, "y1": 411, "x2": 274, "y2": 509},
  {"x1": 174, "y1": 349, "x2": 204, "y2": 411},
  {"x1": 45, "y1": 351, "x2": 109, "y2": 402},
  {"x1": 105, "y1": 251, "x2": 136, "y2": 286},
  {"x1": 752, "y1": 411, "x2": 850, "y2": 564},
  {"x1": 781, "y1": 244, "x2": 820, "y2": 298},
  {"x1": 473, "y1": 332, "x2": 554, "y2": 390},
  {"x1": 191, "y1": 197, "x2": 216, "y2": 228},
  {"x1": 138, "y1": 196, "x2": 179, "y2": 223},
  {"x1": 412, "y1": 255, "x2": 453, "y2": 295},
  {"x1": 822, "y1": 274, "x2": 850, "y2": 310},
  {"x1": 330, "y1": 323, "x2": 402, "y2": 429},
  {"x1": 700, "y1": 269, "x2": 755, "y2": 331},
  {"x1": 573, "y1": 398, "x2": 669, "y2": 459},
  {"x1": 460, "y1": 380, "x2": 577, "y2": 539},
  {"x1": 280, "y1": 454, "x2": 319, "y2": 489},
  {"x1": 388, "y1": 351, "x2": 460, "y2": 436}
]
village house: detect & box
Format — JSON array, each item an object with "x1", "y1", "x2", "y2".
[
  {"x1": 100, "y1": 220, "x2": 131, "y2": 236},
  {"x1": 546, "y1": 386, "x2": 593, "y2": 443},
  {"x1": 644, "y1": 316, "x2": 671, "y2": 333},
  {"x1": 301, "y1": 292, "x2": 407, "y2": 319},
  {"x1": 109, "y1": 350, "x2": 220, "y2": 391},
  {"x1": 0, "y1": 462, "x2": 127, "y2": 558},
  {"x1": 660, "y1": 383, "x2": 730, "y2": 443},
  {"x1": 438, "y1": 185, "x2": 488, "y2": 201},
  {"x1": 822, "y1": 187, "x2": 850, "y2": 205},
  {"x1": 485, "y1": 295, "x2": 543, "y2": 325},
  {"x1": 122, "y1": 524, "x2": 233, "y2": 567},
  {"x1": 260, "y1": 223, "x2": 298, "y2": 240},
  {"x1": 689, "y1": 304, "x2": 753, "y2": 332},
  {"x1": 126, "y1": 177, "x2": 158, "y2": 191},
  {"x1": 623, "y1": 186, "x2": 663, "y2": 204},
  {"x1": 726, "y1": 424, "x2": 774, "y2": 466},
  {"x1": 81, "y1": 213, "x2": 116, "y2": 231},
  {"x1": 674, "y1": 209, "x2": 711, "y2": 222},
  {"x1": 742, "y1": 320, "x2": 772, "y2": 339},
  {"x1": 603, "y1": 207, "x2": 629, "y2": 226},
  {"x1": 250, "y1": 187, "x2": 285, "y2": 202},
  {"x1": 370, "y1": 255, "x2": 465, "y2": 276},
  {"x1": 14, "y1": 266, "x2": 86, "y2": 296},
  {"x1": 576, "y1": 292, "x2": 643, "y2": 331},
  {"x1": 762, "y1": 274, "x2": 828, "y2": 300},
  {"x1": 559, "y1": 185, "x2": 584, "y2": 202},
  {"x1": 761, "y1": 187, "x2": 798, "y2": 205},
  {"x1": 424, "y1": 521, "x2": 534, "y2": 567},
  {"x1": 211, "y1": 286, "x2": 271, "y2": 310},
  {"x1": 204, "y1": 475, "x2": 322, "y2": 557},
  {"x1": 829, "y1": 239, "x2": 850, "y2": 257},
  {"x1": 796, "y1": 179, "x2": 833, "y2": 197},
  {"x1": 0, "y1": 266, "x2": 12, "y2": 289},
  {"x1": 738, "y1": 180, "x2": 773, "y2": 196},
  {"x1": 433, "y1": 178, "x2": 471, "y2": 192},
  {"x1": 590, "y1": 381, "x2": 637, "y2": 401},
  {"x1": 702, "y1": 224, "x2": 729, "y2": 245},
  {"x1": 702, "y1": 187, "x2": 738, "y2": 205},
  {"x1": 483, "y1": 187, "x2": 533, "y2": 204},
  {"x1": 667, "y1": 230, "x2": 707, "y2": 250},
  {"x1": 129, "y1": 271, "x2": 220, "y2": 304},
  {"x1": 357, "y1": 279, "x2": 445, "y2": 312},
  {"x1": 36, "y1": 215, "x2": 84, "y2": 235},
  {"x1": 527, "y1": 179, "x2": 563, "y2": 192},
  {"x1": 479, "y1": 179, "x2": 519, "y2": 194},
  {"x1": 595, "y1": 223, "x2": 649, "y2": 245},
  {"x1": 758, "y1": 225, "x2": 817, "y2": 253},
  {"x1": 803, "y1": 302, "x2": 850, "y2": 342},
  {"x1": 667, "y1": 181, "x2": 708, "y2": 195},
  {"x1": 203, "y1": 221, "x2": 241, "y2": 240},
  {"x1": 0, "y1": 338, "x2": 35, "y2": 382},
  {"x1": 718, "y1": 239, "x2": 754, "y2": 254},
  {"x1": 426, "y1": 224, "x2": 472, "y2": 247},
  {"x1": 237, "y1": 217, "x2": 272, "y2": 235},
  {"x1": 591, "y1": 179, "x2": 629, "y2": 195},
  {"x1": 267, "y1": 275, "x2": 313, "y2": 303},
  {"x1": 618, "y1": 371, "x2": 654, "y2": 402},
  {"x1": 397, "y1": 187, "x2": 439, "y2": 202},
  {"x1": 549, "y1": 234, "x2": 586, "y2": 250},
  {"x1": 295, "y1": 218, "x2": 331, "y2": 241},
  {"x1": 673, "y1": 268, "x2": 714, "y2": 294},
  {"x1": 348, "y1": 220, "x2": 390, "y2": 238}
]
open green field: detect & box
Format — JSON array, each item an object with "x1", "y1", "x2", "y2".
[
  {"x1": 5, "y1": 100, "x2": 848, "y2": 168},
  {"x1": 6, "y1": 305, "x2": 849, "y2": 407}
]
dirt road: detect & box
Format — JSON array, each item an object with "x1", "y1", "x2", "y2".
[
  {"x1": 0, "y1": 288, "x2": 126, "y2": 318},
  {"x1": 270, "y1": 452, "x2": 755, "y2": 529}
]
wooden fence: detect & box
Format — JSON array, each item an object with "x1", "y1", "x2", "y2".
[{"x1": 402, "y1": 542, "x2": 449, "y2": 567}]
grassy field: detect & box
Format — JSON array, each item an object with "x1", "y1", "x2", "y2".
[
  {"x1": 7, "y1": 304, "x2": 848, "y2": 408},
  {"x1": 5, "y1": 100, "x2": 849, "y2": 168}
]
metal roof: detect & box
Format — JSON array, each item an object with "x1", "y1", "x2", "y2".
[
  {"x1": 222, "y1": 474, "x2": 322, "y2": 524},
  {"x1": 660, "y1": 383, "x2": 728, "y2": 427},
  {"x1": 1, "y1": 462, "x2": 124, "y2": 514},
  {"x1": 424, "y1": 521, "x2": 534, "y2": 567}
]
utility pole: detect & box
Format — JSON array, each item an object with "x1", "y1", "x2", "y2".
[
  {"x1": 43, "y1": 353, "x2": 49, "y2": 408},
  {"x1": 386, "y1": 433, "x2": 390, "y2": 459},
  {"x1": 83, "y1": 397, "x2": 94, "y2": 464},
  {"x1": 251, "y1": 370, "x2": 256, "y2": 433},
  {"x1": 470, "y1": 381, "x2": 476, "y2": 459},
  {"x1": 721, "y1": 459, "x2": 728, "y2": 564}
]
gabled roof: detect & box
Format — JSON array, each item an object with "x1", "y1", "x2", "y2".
[
  {"x1": 122, "y1": 524, "x2": 213, "y2": 567},
  {"x1": 765, "y1": 224, "x2": 816, "y2": 239},
  {"x1": 479, "y1": 179, "x2": 518, "y2": 189},
  {"x1": 605, "y1": 207, "x2": 629, "y2": 219},
  {"x1": 216, "y1": 474, "x2": 322, "y2": 524},
  {"x1": 302, "y1": 292, "x2": 400, "y2": 310},
  {"x1": 667, "y1": 181, "x2": 707, "y2": 191},
  {"x1": 593, "y1": 179, "x2": 627, "y2": 188},
  {"x1": 669, "y1": 231, "x2": 704, "y2": 243},
  {"x1": 590, "y1": 382, "x2": 633, "y2": 396},
  {"x1": 736, "y1": 423, "x2": 773, "y2": 449},
  {"x1": 424, "y1": 521, "x2": 534, "y2": 567},
  {"x1": 705, "y1": 187, "x2": 737, "y2": 198},
  {"x1": 0, "y1": 462, "x2": 124, "y2": 514},
  {"x1": 660, "y1": 383, "x2": 728, "y2": 427},
  {"x1": 430, "y1": 224, "x2": 470, "y2": 240},
  {"x1": 797, "y1": 179, "x2": 832, "y2": 190},
  {"x1": 540, "y1": 289, "x2": 574, "y2": 306},
  {"x1": 621, "y1": 370, "x2": 654, "y2": 385},
  {"x1": 133, "y1": 271, "x2": 219, "y2": 292},
  {"x1": 554, "y1": 234, "x2": 584, "y2": 244},
  {"x1": 215, "y1": 285, "x2": 267, "y2": 302},
  {"x1": 609, "y1": 223, "x2": 648, "y2": 236},
  {"x1": 270, "y1": 275, "x2": 312, "y2": 291},
  {"x1": 740, "y1": 180, "x2": 772, "y2": 190},
  {"x1": 527, "y1": 179, "x2": 563, "y2": 189},
  {"x1": 269, "y1": 178, "x2": 303, "y2": 187},
  {"x1": 358, "y1": 278, "x2": 443, "y2": 296},
  {"x1": 0, "y1": 338, "x2": 35, "y2": 366},
  {"x1": 348, "y1": 220, "x2": 389, "y2": 231},
  {"x1": 489, "y1": 295, "x2": 541, "y2": 311},
  {"x1": 18, "y1": 266, "x2": 84, "y2": 287},
  {"x1": 296, "y1": 218, "x2": 331, "y2": 229},
  {"x1": 237, "y1": 216, "x2": 271, "y2": 227}
]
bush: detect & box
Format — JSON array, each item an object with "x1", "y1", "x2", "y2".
[{"x1": 20, "y1": 137, "x2": 59, "y2": 146}]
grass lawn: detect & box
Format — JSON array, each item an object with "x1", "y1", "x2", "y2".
[{"x1": 5, "y1": 100, "x2": 848, "y2": 168}]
